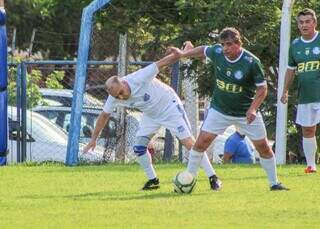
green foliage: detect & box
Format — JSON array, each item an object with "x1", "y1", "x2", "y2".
[
  {"x1": 8, "y1": 47, "x2": 66, "y2": 108},
  {"x1": 8, "y1": 68, "x2": 43, "y2": 108},
  {"x1": 26, "y1": 70, "x2": 43, "y2": 108},
  {"x1": 7, "y1": 0, "x2": 320, "y2": 152},
  {"x1": 45, "y1": 70, "x2": 64, "y2": 89},
  {"x1": 7, "y1": 67, "x2": 17, "y2": 107},
  {"x1": 8, "y1": 66, "x2": 65, "y2": 108},
  {"x1": 7, "y1": 0, "x2": 90, "y2": 58}
]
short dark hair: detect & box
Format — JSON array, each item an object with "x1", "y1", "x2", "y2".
[
  {"x1": 219, "y1": 27, "x2": 242, "y2": 45},
  {"x1": 297, "y1": 8, "x2": 317, "y2": 23}
]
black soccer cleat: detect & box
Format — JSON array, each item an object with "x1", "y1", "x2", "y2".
[
  {"x1": 142, "y1": 178, "x2": 160, "y2": 190},
  {"x1": 209, "y1": 175, "x2": 222, "y2": 191},
  {"x1": 270, "y1": 183, "x2": 289, "y2": 191}
]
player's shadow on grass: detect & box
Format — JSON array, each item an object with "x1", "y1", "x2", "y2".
[
  {"x1": 223, "y1": 175, "x2": 266, "y2": 181},
  {"x1": 20, "y1": 191, "x2": 203, "y2": 202},
  {"x1": 67, "y1": 191, "x2": 203, "y2": 201}
]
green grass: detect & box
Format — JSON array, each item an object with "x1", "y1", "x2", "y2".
[{"x1": 0, "y1": 163, "x2": 319, "y2": 228}]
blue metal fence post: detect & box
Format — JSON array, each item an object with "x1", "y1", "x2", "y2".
[
  {"x1": 21, "y1": 62, "x2": 27, "y2": 162},
  {"x1": 66, "y1": 0, "x2": 112, "y2": 166},
  {"x1": 163, "y1": 61, "x2": 180, "y2": 161},
  {"x1": 0, "y1": 91, "x2": 7, "y2": 164},
  {"x1": 15, "y1": 64, "x2": 22, "y2": 162},
  {"x1": 0, "y1": 7, "x2": 7, "y2": 165}
]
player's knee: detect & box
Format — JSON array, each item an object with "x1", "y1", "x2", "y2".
[
  {"x1": 133, "y1": 136, "x2": 150, "y2": 157},
  {"x1": 133, "y1": 145, "x2": 147, "y2": 156},
  {"x1": 256, "y1": 143, "x2": 272, "y2": 158},
  {"x1": 193, "y1": 137, "x2": 212, "y2": 152},
  {"x1": 302, "y1": 127, "x2": 316, "y2": 137},
  {"x1": 180, "y1": 137, "x2": 194, "y2": 151},
  {"x1": 259, "y1": 149, "x2": 273, "y2": 158}
]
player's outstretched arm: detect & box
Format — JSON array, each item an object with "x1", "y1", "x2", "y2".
[
  {"x1": 168, "y1": 43, "x2": 206, "y2": 59},
  {"x1": 182, "y1": 41, "x2": 194, "y2": 51},
  {"x1": 155, "y1": 41, "x2": 205, "y2": 70},
  {"x1": 83, "y1": 111, "x2": 110, "y2": 153},
  {"x1": 155, "y1": 53, "x2": 180, "y2": 69},
  {"x1": 0, "y1": 0, "x2": 4, "y2": 7},
  {"x1": 280, "y1": 68, "x2": 295, "y2": 104}
]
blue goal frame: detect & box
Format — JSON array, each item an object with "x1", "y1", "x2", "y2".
[{"x1": 66, "y1": 0, "x2": 112, "y2": 166}]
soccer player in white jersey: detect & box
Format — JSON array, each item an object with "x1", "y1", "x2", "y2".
[
  {"x1": 169, "y1": 27, "x2": 288, "y2": 191},
  {"x1": 83, "y1": 51, "x2": 221, "y2": 191},
  {"x1": 281, "y1": 9, "x2": 320, "y2": 173}
]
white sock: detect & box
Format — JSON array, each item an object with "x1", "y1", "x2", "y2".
[
  {"x1": 260, "y1": 155, "x2": 278, "y2": 186},
  {"x1": 303, "y1": 137, "x2": 317, "y2": 170},
  {"x1": 136, "y1": 151, "x2": 157, "y2": 180},
  {"x1": 187, "y1": 149, "x2": 203, "y2": 177},
  {"x1": 200, "y1": 152, "x2": 216, "y2": 177}
]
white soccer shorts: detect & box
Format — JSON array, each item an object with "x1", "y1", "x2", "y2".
[
  {"x1": 136, "y1": 101, "x2": 192, "y2": 140},
  {"x1": 296, "y1": 102, "x2": 320, "y2": 127},
  {"x1": 201, "y1": 108, "x2": 267, "y2": 140}
]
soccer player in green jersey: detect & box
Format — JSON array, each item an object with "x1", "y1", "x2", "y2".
[
  {"x1": 281, "y1": 8, "x2": 320, "y2": 173},
  {"x1": 169, "y1": 27, "x2": 288, "y2": 191}
]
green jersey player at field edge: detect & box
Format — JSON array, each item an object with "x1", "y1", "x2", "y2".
[
  {"x1": 83, "y1": 51, "x2": 221, "y2": 191},
  {"x1": 281, "y1": 8, "x2": 320, "y2": 174},
  {"x1": 169, "y1": 27, "x2": 288, "y2": 191}
]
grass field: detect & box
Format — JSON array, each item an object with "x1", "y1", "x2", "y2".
[{"x1": 0, "y1": 163, "x2": 319, "y2": 228}]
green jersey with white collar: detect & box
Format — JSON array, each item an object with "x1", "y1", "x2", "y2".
[
  {"x1": 288, "y1": 32, "x2": 320, "y2": 104},
  {"x1": 205, "y1": 44, "x2": 266, "y2": 117}
]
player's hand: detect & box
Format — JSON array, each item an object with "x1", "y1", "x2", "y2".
[
  {"x1": 83, "y1": 140, "x2": 97, "y2": 153},
  {"x1": 167, "y1": 46, "x2": 183, "y2": 57},
  {"x1": 280, "y1": 91, "x2": 288, "y2": 104},
  {"x1": 182, "y1": 41, "x2": 194, "y2": 51},
  {"x1": 246, "y1": 108, "x2": 256, "y2": 124}
]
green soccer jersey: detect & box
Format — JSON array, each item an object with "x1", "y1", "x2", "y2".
[
  {"x1": 288, "y1": 32, "x2": 320, "y2": 104},
  {"x1": 205, "y1": 44, "x2": 266, "y2": 117}
]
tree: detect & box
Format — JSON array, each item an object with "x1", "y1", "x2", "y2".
[
  {"x1": 7, "y1": 0, "x2": 90, "y2": 59},
  {"x1": 7, "y1": 0, "x2": 320, "y2": 156}
]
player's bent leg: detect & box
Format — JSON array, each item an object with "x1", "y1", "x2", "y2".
[
  {"x1": 251, "y1": 137, "x2": 273, "y2": 159},
  {"x1": 168, "y1": 107, "x2": 223, "y2": 191},
  {"x1": 302, "y1": 126, "x2": 317, "y2": 173},
  {"x1": 237, "y1": 115, "x2": 287, "y2": 190},
  {"x1": 179, "y1": 137, "x2": 194, "y2": 162},
  {"x1": 187, "y1": 131, "x2": 217, "y2": 179},
  {"x1": 180, "y1": 136, "x2": 221, "y2": 191},
  {"x1": 251, "y1": 138, "x2": 289, "y2": 191},
  {"x1": 193, "y1": 131, "x2": 217, "y2": 152},
  {"x1": 180, "y1": 136, "x2": 194, "y2": 151},
  {"x1": 302, "y1": 126, "x2": 317, "y2": 138},
  {"x1": 133, "y1": 136, "x2": 159, "y2": 190}
]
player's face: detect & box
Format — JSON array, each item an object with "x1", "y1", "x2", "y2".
[
  {"x1": 106, "y1": 82, "x2": 130, "y2": 100},
  {"x1": 297, "y1": 15, "x2": 317, "y2": 39},
  {"x1": 220, "y1": 39, "x2": 242, "y2": 60},
  {"x1": 113, "y1": 87, "x2": 127, "y2": 100}
]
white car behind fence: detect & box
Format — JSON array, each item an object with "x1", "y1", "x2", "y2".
[{"x1": 7, "y1": 107, "x2": 106, "y2": 164}]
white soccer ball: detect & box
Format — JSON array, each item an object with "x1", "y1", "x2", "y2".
[{"x1": 172, "y1": 171, "x2": 196, "y2": 194}]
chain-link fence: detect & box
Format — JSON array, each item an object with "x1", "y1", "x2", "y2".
[
  {"x1": 7, "y1": 60, "x2": 234, "y2": 165},
  {"x1": 7, "y1": 59, "x2": 187, "y2": 164},
  {"x1": 5, "y1": 1, "x2": 210, "y2": 165}
]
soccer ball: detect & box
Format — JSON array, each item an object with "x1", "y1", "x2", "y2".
[{"x1": 172, "y1": 171, "x2": 196, "y2": 194}]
